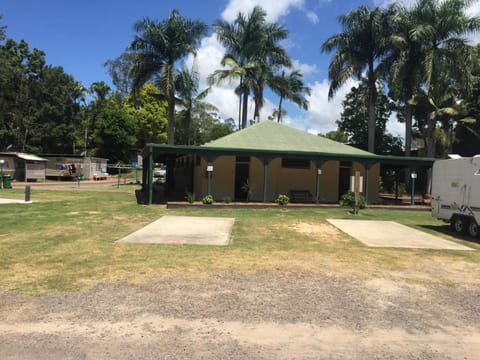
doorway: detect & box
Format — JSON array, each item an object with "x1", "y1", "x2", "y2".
[
  {"x1": 338, "y1": 162, "x2": 352, "y2": 200},
  {"x1": 234, "y1": 156, "x2": 250, "y2": 201}
]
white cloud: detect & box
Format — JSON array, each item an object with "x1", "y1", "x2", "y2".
[
  {"x1": 185, "y1": 34, "x2": 226, "y2": 89},
  {"x1": 300, "y1": 78, "x2": 358, "y2": 134},
  {"x1": 305, "y1": 10, "x2": 319, "y2": 24},
  {"x1": 221, "y1": 0, "x2": 304, "y2": 22},
  {"x1": 467, "y1": 1, "x2": 480, "y2": 44},
  {"x1": 387, "y1": 112, "x2": 405, "y2": 139},
  {"x1": 291, "y1": 59, "x2": 318, "y2": 76},
  {"x1": 373, "y1": 0, "x2": 416, "y2": 8}
]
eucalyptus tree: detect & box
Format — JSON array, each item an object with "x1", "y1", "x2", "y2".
[
  {"x1": 211, "y1": 6, "x2": 291, "y2": 129},
  {"x1": 129, "y1": 10, "x2": 208, "y2": 144},
  {"x1": 269, "y1": 70, "x2": 311, "y2": 123},
  {"x1": 321, "y1": 6, "x2": 392, "y2": 153}
]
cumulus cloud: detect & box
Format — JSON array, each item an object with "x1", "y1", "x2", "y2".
[
  {"x1": 467, "y1": 1, "x2": 480, "y2": 44},
  {"x1": 291, "y1": 59, "x2": 318, "y2": 76},
  {"x1": 221, "y1": 0, "x2": 304, "y2": 22},
  {"x1": 297, "y1": 78, "x2": 358, "y2": 134},
  {"x1": 373, "y1": 0, "x2": 416, "y2": 8},
  {"x1": 184, "y1": 34, "x2": 226, "y2": 89}
]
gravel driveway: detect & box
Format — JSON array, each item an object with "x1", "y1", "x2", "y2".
[{"x1": 1, "y1": 271, "x2": 479, "y2": 359}]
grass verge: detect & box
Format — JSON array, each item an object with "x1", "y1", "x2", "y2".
[{"x1": 0, "y1": 186, "x2": 479, "y2": 294}]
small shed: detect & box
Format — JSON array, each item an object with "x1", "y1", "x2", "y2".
[
  {"x1": 41, "y1": 155, "x2": 109, "y2": 180},
  {"x1": 0, "y1": 152, "x2": 47, "y2": 182}
]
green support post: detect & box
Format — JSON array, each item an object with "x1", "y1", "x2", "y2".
[
  {"x1": 364, "y1": 163, "x2": 370, "y2": 205},
  {"x1": 263, "y1": 158, "x2": 270, "y2": 202},
  {"x1": 315, "y1": 160, "x2": 323, "y2": 204},
  {"x1": 410, "y1": 169, "x2": 417, "y2": 205},
  {"x1": 207, "y1": 160, "x2": 212, "y2": 195},
  {"x1": 148, "y1": 148, "x2": 153, "y2": 205}
]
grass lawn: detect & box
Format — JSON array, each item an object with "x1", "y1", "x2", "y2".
[{"x1": 0, "y1": 186, "x2": 479, "y2": 294}]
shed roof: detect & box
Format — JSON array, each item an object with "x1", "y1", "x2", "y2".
[{"x1": 204, "y1": 121, "x2": 372, "y2": 156}]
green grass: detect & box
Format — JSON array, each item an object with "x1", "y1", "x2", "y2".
[{"x1": 0, "y1": 186, "x2": 479, "y2": 294}]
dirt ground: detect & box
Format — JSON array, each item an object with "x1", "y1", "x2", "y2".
[{"x1": 1, "y1": 222, "x2": 479, "y2": 359}]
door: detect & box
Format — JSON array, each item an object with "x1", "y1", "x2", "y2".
[
  {"x1": 234, "y1": 163, "x2": 250, "y2": 201},
  {"x1": 338, "y1": 166, "x2": 351, "y2": 200}
]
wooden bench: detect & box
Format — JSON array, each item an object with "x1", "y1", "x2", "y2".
[{"x1": 289, "y1": 190, "x2": 314, "y2": 203}]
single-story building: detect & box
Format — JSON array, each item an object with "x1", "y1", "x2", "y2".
[
  {"x1": 40, "y1": 155, "x2": 109, "y2": 180},
  {"x1": 139, "y1": 121, "x2": 435, "y2": 204},
  {"x1": 0, "y1": 152, "x2": 47, "y2": 182}
]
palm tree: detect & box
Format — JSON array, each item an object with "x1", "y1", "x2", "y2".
[
  {"x1": 175, "y1": 64, "x2": 211, "y2": 145},
  {"x1": 211, "y1": 6, "x2": 266, "y2": 129},
  {"x1": 211, "y1": 6, "x2": 291, "y2": 129},
  {"x1": 408, "y1": 0, "x2": 480, "y2": 157},
  {"x1": 250, "y1": 22, "x2": 291, "y2": 121},
  {"x1": 387, "y1": 3, "x2": 424, "y2": 157},
  {"x1": 269, "y1": 70, "x2": 311, "y2": 123},
  {"x1": 321, "y1": 6, "x2": 391, "y2": 153},
  {"x1": 129, "y1": 10, "x2": 208, "y2": 144}
]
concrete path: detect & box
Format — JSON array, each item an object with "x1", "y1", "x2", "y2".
[
  {"x1": 327, "y1": 219, "x2": 474, "y2": 250},
  {"x1": 0, "y1": 198, "x2": 29, "y2": 205},
  {"x1": 117, "y1": 215, "x2": 235, "y2": 246}
]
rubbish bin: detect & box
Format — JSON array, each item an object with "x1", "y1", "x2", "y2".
[{"x1": 2, "y1": 175, "x2": 12, "y2": 189}]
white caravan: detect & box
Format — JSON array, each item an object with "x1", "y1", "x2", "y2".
[{"x1": 431, "y1": 155, "x2": 480, "y2": 237}]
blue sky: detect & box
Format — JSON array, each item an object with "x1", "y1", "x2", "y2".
[{"x1": 2, "y1": 0, "x2": 480, "y2": 138}]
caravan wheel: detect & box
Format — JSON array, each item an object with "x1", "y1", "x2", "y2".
[
  {"x1": 451, "y1": 216, "x2": 467, "y2": 234},
  {"x1": 468, "y1": 219, "x2": 479, "y2": 238}
]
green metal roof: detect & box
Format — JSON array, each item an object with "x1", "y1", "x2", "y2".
[{"x1": 204, "y1": 121, "x2": 373, "y2": 156}]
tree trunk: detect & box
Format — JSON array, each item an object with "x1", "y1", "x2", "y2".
[
  {"x1": 426, "y1": 111, "x2": 436, "y2": 158},
  {"x1": 367, "y1": 62, "x2": 377, "y2": 153},
  {"x1": 167, "y1": 96, "x2": 175, "y2": 145},
  {"x1": 241, "y1": 88, "x2": 249, "y2": 129},
  {"x1": 277, "y1": 96, "x2": 284, "y2": 123},
  {"x1": 238, "y1": 76, "x2": 243, "y2": 130},
  {"x1": 404, "y1": 103, "x2": 413, "y2": 157}
]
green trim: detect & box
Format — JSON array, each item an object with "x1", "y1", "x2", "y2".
[{"x1": 145, "y1": 143, "x2": 435, "y2": 167}]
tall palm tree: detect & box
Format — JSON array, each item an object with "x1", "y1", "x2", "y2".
[
  {"x1": 251, "y1": 22, "x2": 291, "y2": 121},
  {"x1": 175, "y1": 64, "x2": 211, "y2": 145},
  {"x1": 269, "y1": 70, "x2": 311, "y2": 123},
  {"x1": 321, "y1": 6, "x2": 391, "y2": 153},
  {"x1": 129, "y1": 10, "x2": 208, "y2": 144},
  {"x1": 408, "y1": 0, "x2": 480, "y2": 157},
  {"x1": 211, "y1": 6, "x2": 291, "y2": 129},
  {"x1": 211, "y1": 6, "x2": 266, "y2": 129},
  {"x1": 387, "y1": 3, "x2": 424, "y2": 157}
]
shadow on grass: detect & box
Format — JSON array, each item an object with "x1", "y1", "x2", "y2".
[{"x1": 418, "y1": 224, "x2": 480, "y2": 246}]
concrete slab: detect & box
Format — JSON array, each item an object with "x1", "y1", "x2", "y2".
[
  {"x1": 117, "y1": 215, "x2": 235, "y2": 246},
  {"x1": 0, "y1": 198, "x2": 28, "y2": 204},
  {"x1": 327, "y1": 219, "x2": 473, "y2": 250}
]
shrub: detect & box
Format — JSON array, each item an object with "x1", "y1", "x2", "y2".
[
  {"x1": 222, "y1": 196, "x2": 232, "y2": 204},
  {"x1": 275, "y1": 194, "x2": 290, "y2": 206},
  {"x1": 339, "y1": 191, "x2": 366, "y2": 209},
  {"x1": 202, "y1": 195, "x2": 214, "y2": 205},
  {"x1": 241, "y1": 180, "x2": 254, "y2": 202},
  {"x1": 185, "y1": 192, "x2": 196, "y2": 204}
]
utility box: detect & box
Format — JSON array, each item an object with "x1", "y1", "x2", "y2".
[{"x1": 431, "y1": 155, "x2": 480, "y2": 237}]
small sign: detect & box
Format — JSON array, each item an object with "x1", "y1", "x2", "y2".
[{"x1": 207, "y1": 165, "x2": 213, "y2": 172}]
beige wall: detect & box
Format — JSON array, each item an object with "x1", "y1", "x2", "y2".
[
  {"x1": 194, "y1": 156, "x2": 236, "y2": 201},
  {"x1": 192, "y1": 155, "x2": 380, "y2": 203}
]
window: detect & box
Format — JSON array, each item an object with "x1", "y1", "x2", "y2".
[{"x1": 281, "y1": 158, "x2": 310, "y2": 169}]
